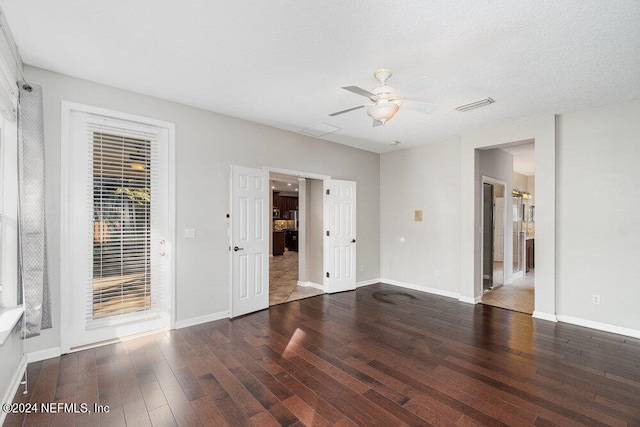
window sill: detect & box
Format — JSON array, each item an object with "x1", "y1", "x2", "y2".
[{"x1": 0, "y1": 305, "x2": 24, "y2": 345}]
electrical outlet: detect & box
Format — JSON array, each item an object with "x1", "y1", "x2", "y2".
[
  {"x1": 434, "y1": 270, "x2": 440, "y2": 277},
  {"x1": 414, "y1": 210, "x2": 423, "y2": 222},
  {"x1": 360, "y1": 265, "x2": 365, "y2": 271},
  {"x1": 592, "y1": 294, "x2": 601, "y2": 305}
]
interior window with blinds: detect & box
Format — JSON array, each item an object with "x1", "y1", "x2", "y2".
[{"x1": 91, "y1": 131, "x2": 154, "y2": 320}]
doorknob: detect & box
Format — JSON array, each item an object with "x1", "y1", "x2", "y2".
[
  {"x1": 351, "y1": 239, "x2": 356, "y2": 243},
  {"x1": 234, "y1": 246, "x2": 244, "y2": 251}
]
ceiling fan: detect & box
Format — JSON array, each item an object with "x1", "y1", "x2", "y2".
[{"x1": 329, "y1": 69, "x2": 436, "y2": 126}]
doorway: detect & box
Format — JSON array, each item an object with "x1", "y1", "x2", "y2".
[
  {"x1": 269, "y1": 173, "x2": 323, "y2": 305},
  {"x1": 480, "y1": 142, "x2": 536, "y2": 314}
]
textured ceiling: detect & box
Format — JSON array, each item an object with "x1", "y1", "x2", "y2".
[{"x1": 2, "y1": 0, "x2": 639, "y2": 153}]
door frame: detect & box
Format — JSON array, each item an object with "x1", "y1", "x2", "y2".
[
  {"x1": 60, "y1": 101, "x2": 176, "y2": 353},
  {"x1": 480, "y1": 176, "x2": 507, "y2": 294}
]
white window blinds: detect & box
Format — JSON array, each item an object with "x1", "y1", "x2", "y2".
[{"x1": 87, "y1": 122, "x2": 160, "y2": 325}]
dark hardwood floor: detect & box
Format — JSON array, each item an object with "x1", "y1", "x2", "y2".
[{"x1": 5, "y1": 283, "x2": 640, "y2": 426}]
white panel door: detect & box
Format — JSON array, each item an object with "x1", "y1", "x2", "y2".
[
  {"x1": 65, "y1": 109, "x2": 172, "y2": 350},
  {"x1": 230, "y1": 166, "x2": 269, "y2": 317},
  {"x1": 324, "y1": 179, "x2": 356, "y2": 293}
]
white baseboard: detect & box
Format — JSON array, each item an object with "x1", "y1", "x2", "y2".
[
  {"x1": 26, "y1": 347, "x2": 61, "y2": 363},
  {"x1": 380, "y1": 278, "x2": 460, "y2": 300},
  {"x1": 557, "y1": 315, "x2": 640, "y2": 339},
  {"x1": 458, "y1": 295, "x2": 482, "y2": 304},
  {"x1": 175, "y1": 311, "x2": 229, "y2": 329},
  {"x1": 298, "y1": 281, "x2": 324, "y2": 290},
  {"x1": 533, "y1": 311, "x2": 558, "y2": 322},
  {"x1": 0, "y1": 355, "x2": 27, "y2": 425},
  {"x1": 356, "y1": 278, "x2": 381, "y2": 288}
]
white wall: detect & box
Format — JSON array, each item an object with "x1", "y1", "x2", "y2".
[
  {"x1": 556, "y1": 99, "x2": 640, "y2": 330},
  {"x1": 513, "y1": 171, "x2": 528, "y2": 192},
  {"x1": 25, "y1": 65, "x2": 380, "y2": 354},
  {"x1": 527, "y1": 176, "x2": 535, "y2": 203},
  {"x1": 380, "y1": 139, "x2": 461, "y2": 296}
]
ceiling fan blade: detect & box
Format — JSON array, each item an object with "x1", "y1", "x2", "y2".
[
  {"x1": 403, "y1": 100, "x2": 437, "y2": 114},
  {"x1": 342, "y1": 86, "x2": 376, "y2": 99},
  {"x1": 399, "y1": 76, "x2": 433, "y2": 95},
  {"x1": 372, "y1": 119, "x2": 382, "y2": 127},
  {"x1": 329, "y1": 105, "x2": 366, "y2": 117}
]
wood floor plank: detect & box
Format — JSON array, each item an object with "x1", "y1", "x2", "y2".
[
  {"x1": 148, "y1": 404, "x2": 177, "y2": 427},
  {"x1": 151, "y1": 359, "x2": 202, "y2": 426},
  {"x1": 273, "y1": 370, "x2": 347, "y2": 424},
  {"x1": 282, "y1": 395, "x2": 332, "y2": 427},
  {"x1": 189, "y1": 396, "x2": 228, "y2": 427}
]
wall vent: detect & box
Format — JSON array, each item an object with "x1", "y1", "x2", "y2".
[{"x1": 455, "y1": 97, "x2": 495, "y2": 112}]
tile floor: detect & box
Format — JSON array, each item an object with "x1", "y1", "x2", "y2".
[
  {"x1": 481, "y1": 268, "x2": 535, "y2": 314},
  {"x1": 269, "y1": 249, "x2": 323, "y2": 305}
]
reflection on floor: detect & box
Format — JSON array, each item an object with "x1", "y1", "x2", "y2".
[
  {"x1": 482, "y1": 269, "x2": 535, "y2": 314},
  {"x1": 269, "y1": 249, "x2": 323, "y2": 306}
]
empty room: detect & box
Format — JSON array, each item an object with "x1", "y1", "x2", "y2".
[{"x1": 0, "y1": 1, "x2": 639, "y2": 425}]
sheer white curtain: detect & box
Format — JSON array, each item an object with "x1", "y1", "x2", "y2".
[{"x1": 17, "y1": 82, "x2": 51, "y2": 337}]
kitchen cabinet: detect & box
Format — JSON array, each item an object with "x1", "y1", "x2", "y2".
[
  {"x1": 526, "y1": 238, "x2": 535, "y2": 272},
  {"x1": 272, "y1": 192, "x2": 298, "y2": 218},
  {"x1": 273, "y1": 231, "x2": 285, "y2": 256},
  {"x1": 285, "y1": 230, "x2": 298, "y2": 252}
]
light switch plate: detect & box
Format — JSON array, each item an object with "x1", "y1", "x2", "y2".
[
  {"x1": 414, "y1": 210, "x2": 423, "y2": 222},
  {"x1": 184, "y1": 228, "x2": 196, "y2": 239}
]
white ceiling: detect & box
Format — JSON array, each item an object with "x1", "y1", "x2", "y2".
[
  {"x1": 271, "y1": 173, "x2": 299, "y2": 194},
  {"x1": 2, "y1": 0, "x2": 639, "y2": 154}
]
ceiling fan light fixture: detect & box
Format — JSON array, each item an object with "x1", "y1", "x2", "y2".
[{"x1": 367, "y1": 101, "x2": 399, "y2": 123}]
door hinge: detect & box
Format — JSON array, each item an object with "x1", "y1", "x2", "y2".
[
  {"x1": 326, "y1": 189, "x2": 330, "y2": 195},
  {"x1": 326, "y1": 230, "x2": 330, "y2": 236},
  {"x1": 326, "y1": 272, "x2": 330, "y2": 278}
]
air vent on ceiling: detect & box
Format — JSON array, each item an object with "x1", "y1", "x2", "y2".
[{"x1": 455, "y1": 97, "x2": 495, "y2": 112}]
